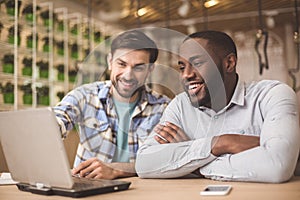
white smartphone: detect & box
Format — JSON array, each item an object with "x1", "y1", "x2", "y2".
[{"x1": 200, "y1": 185, "x2": 232, "y2": 196}]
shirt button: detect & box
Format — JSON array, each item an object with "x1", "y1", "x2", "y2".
[
  {"x1": 93, "y1": 123, "x2": 98, "y2": 128},
  {"x1": 213, "y1": 116, "x2": 218, "y2": 119}
]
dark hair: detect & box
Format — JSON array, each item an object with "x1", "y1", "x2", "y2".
[
  {"x1": 111, "y1": 30, "x2": 158, "y2": 64},
  {"x1": 185, "y1": 30, "x2": 237, "y2": 58}
]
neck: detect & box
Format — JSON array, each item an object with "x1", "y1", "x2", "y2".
[
  {"x1": 111, "y1": 87, "x2": 140, "y2": 103},
  {"x1": 225, "y1": 73, "x2": 238, "y2": 105}
]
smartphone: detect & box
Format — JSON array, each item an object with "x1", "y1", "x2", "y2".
[{"x1": 200, "y1": 185, "x2": 232, "y2": 196}]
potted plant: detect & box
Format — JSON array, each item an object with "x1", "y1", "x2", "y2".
[
  {"x1": 42, "y1": 36, "x2": 50, "y2": 52},
  {"x1": 94, "y1": 31, "x2": 102, "y2": 43},
  {"x1": 56, "y1": 91, "x2": 65, "y2": 101},
  {"x1": 22, "y1": 3, "x2": 40, "y2": 22},
  {"x1": 56, "y1": 20, "x2": 64, "y2": 32},
  {"x1": 40, "y1": 10, "x2": 50, "y2": 26},
  {"x1": 70, "y1": 24, "x2": 78, "y2": 35},
  {"x1": 26, "y1": 33, "x2": 38, "y2": 49},
  {"x1": 70, "y1": 43, "x2": 78, "y2": 59},
  {"x1": 68, "y1": 69, "x2": 77, "y2": 83},
  {"x1": 19, "y1": 83, "x2": 32, "y2": 105},
  {"x1": 5, "y1": 0, "x2": 22, "y2": 16},
  {"x1": 56, "y1": 40, "x2": 64, "y2": 56},
  {"x1": 0, "y1": 21, "x2": 3, "y2": 37},
  {"x1": 8, "y1": 24, "x2": 21, "y2": 46},
  {"x1": 2, "y1": 53, "x2": 14, "y2": 74},
  {"x1": 37, "y1": 60, "x2": 49, "y2": 79},
  {"x1": 22, "y1": 57, "x2": 32, "y2": 76},
  {"x1": 37, "y1": 85, "x2": 49, "y2": 105},
  {"x1": 0, "y1": 82, "x2": 14, "y2": 104},
  {"x1": 56, "y1": 64, "x2": 64, "y2": 81}
]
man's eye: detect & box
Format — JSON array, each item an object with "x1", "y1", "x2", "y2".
[
  {"x1": 134, "y1": 65, "x2": 147, "y2": 71},
  {"x1": 192, "y1": 61, "x2": 204, "y2": 68},
  {"x1": 178, "y1": 64, "x2": 185, "y2": 72},
  {"x1": 117, "y1": 62, "x2": 126, "y2": 67}
]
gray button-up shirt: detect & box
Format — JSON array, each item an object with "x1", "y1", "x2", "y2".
[{"x1": 136, "y1": 80, "x2": 300, "y2": 183}]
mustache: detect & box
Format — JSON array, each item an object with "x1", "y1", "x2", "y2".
[{"x1": 119, "y1": 77, "x2": 138, "y2": 85}]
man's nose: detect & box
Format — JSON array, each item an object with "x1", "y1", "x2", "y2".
[
  {"x1": 123, "y1": 66, "x2": 134, "y2": 79},
  {"x1": 182, "y1": 65, "x2": 194, "y2": 79}
]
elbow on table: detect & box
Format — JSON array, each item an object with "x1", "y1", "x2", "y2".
[{"x1": 264, "y1": 165, "x2": 295, "y2": 183}]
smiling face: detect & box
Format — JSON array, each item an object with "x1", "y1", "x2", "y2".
[
  {"x1": 108, "y1": 48, "x2": 153, "y2": 102},
  {"x1": 178, "y1": 38, "x2": 226, "y2": 108}
]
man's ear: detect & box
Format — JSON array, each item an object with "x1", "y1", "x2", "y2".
[
  {"x1": 224, "y1": 53, "x2": 237, "y2": 73},
  {"x1": 107, "y1": 53, "x2": 113, "y2": 70}
]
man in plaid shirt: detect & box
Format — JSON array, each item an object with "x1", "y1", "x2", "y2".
[{"x1": 53, "y1": 30, "x2": 169, "y2": 179}]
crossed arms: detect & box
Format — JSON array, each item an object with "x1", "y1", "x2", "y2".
[{"x1": 135, "y1": 84, "x2": 300, "y2": 183}]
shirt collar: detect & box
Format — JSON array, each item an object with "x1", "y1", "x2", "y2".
[
  {"x1": 98, "y1": 81, "x2": 158, "y2": 107},
  {"x1": 228, "y1": 78, "x2": 245, "y2": 107}
]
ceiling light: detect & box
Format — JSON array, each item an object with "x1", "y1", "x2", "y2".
[
  {"x1": 178, "y1": 0, "x2": 190, "y2": 17},
  {"x1": 204, "y1": 0, "x2": 219, "y2": 8},
  {"x1": 136, "y1": 7, "x2": 148, "y2": 17}
]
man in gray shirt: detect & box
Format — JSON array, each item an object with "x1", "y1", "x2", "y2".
[{"x1": 135, "y1": 30, "x2": 300, "y2": 183}]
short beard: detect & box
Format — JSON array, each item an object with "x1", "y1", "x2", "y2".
[
  {"x1": 112, "y1": 79, "x2": 143, "y2": 99},
  {"x1": 185, "y1": 86, "x2": 211, "y2": 108}
]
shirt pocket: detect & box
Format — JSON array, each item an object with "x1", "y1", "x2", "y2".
[{"x1": 83, "y1": 117, "x2": 112, "y2": 152}]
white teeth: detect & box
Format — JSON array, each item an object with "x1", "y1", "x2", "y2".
[{"x1": 188, "y1": 84, "x2": 200, "y2": 90}]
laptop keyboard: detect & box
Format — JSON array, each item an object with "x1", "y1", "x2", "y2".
[{"x1": 72, "y1": 177, "x2": 112, "y2": 189}]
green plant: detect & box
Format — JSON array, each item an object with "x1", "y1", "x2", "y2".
[
  {"x1": 22, "y1": 4, "x2": 40, "y2": 21},
  {"x1": 56, "y1": 40, "x2": 64, "y2": 55},
  {"x1": 5, "y1": 0, "x2": 22, "y2": 16},
  {"x1": 22, "y1": 57, "x2": 32, "y2": 76},
  {"x1": 70, "y1": 43, "x2": 78, "y2": 59},
  {"x1": 8, "y1": 24, "x2": 21, "y2": 45},
  {"x1": 37, "y1": 85, "x2": 49, "y2": 105},
  {"x1": 68, "y1": 69, "x2": 77, "y2": 83},
  {"x1": 26, "y1": 33, "x2": 38, "y2": 48},
  {"x1": 0, "y1": 82, "x2": 14, "y2": 93},
  {"x1": 0, "y1": 21, "x2": 3, "y2": 34},
  {"x1": 56, "y1": 91, "x2": 65, "y2": 101},
  {"x1": 42, "y1": 36, "x2": 50, "y2": 52},
  {"x1": 56, "y1": 64, "x2": 65, "y2": 81},
  {"x1": 37, "y1": 60, "x2": 49, "y2": 79},
  {"x1": 94, "y1": 31, "x2": 102, "y2": 42},
  {"x1": 19, "y1": 83, "x2": 33, "y2": 104},
  {"x1": 40, "y1": 10, "x2": 56, "y2": 26},
  {"x1": 57, "y1": 20, "x2": 64, "y2": 31},
  {"x1": 70, "y1": 24, "x2": 78, "y2": 35},
  {"x1": 0, "y1": 82, "x2": 14, "y2": 104},
  {"x1": 2, "y1": 53, "x2": 14, "y2": 73}
]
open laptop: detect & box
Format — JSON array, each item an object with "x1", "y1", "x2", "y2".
[{"x1": 0, "y1": 108, "x2": 131, "y2": 198}]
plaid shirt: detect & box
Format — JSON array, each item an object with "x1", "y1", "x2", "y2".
[{"x1": 53, "y1": 81, "x2": 169, "y2": 167}]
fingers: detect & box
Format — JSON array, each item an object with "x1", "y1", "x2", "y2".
[
  {"x1": 154, "y1": 122, "x2": 190, "y2": 143},
  {"x1": 72, "y1": 158, "x2": 99, "y2": 177}
]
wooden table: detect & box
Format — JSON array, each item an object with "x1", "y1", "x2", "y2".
[{"x1": 0, "y1": 176, "x2": 299, "y2": 200}]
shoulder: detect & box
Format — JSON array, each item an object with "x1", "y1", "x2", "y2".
[
  {"x1": 246, "y1": 80, "x2": 296, "y2": 103},
  {"x1": 72, "y1": 81, "x2": 111, "y2": 95},
  {"x1": 246, "y1": 80, "x2": 293, "y2": 96},
  {"x1": 145, "y1": 90, "x2": 171, "y2": 105}
]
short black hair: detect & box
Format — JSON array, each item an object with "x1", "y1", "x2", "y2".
[
  {"x1": 185, "y1": 30, "x2": 237, "y2": 58},
  {"x1": 111, "y1": 30, "x2": 158, "y2": 64}
]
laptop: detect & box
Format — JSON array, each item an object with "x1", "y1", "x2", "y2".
[{"x1": 0, "y1": 108, "x2": 131, "y2": 198}]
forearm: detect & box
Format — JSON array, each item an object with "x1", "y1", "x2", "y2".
[
  {"x1": 201, "y1": 116, "x2": 300, "y2": 183},
  {"x1": 108, "y1": 162, "x2": 137, "y2": 178},
  {"x1": 136, "y1": 136, "x2": 216, "y2": 178}
]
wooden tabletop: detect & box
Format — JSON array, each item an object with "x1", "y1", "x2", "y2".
[{"x1": 0, "y1": 176, "x2": 299, "y2": 200}]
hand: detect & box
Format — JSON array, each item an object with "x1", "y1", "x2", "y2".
[
  {"x1": 211, "y1": 134, "x2": 260, "y2": 156},
  {"x1": 154, "y1": 122, "x2": 190, "y2": 144},
  {"x1": 72, "y1": 158, "x2": 117, "y2": 179}
]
